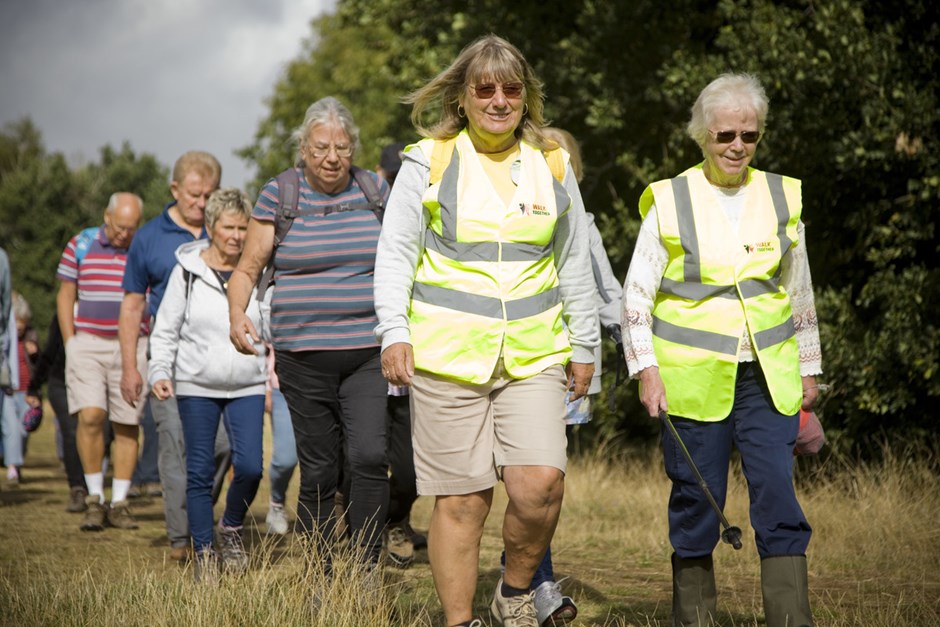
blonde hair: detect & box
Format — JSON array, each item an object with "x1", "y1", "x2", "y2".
[
  {"x1": 687, "y1": 73, "x2": 769, "y2": 149},
  {"x1": 204, "y1": 187, "x2": 252, "y2": 230},
  {"x1": 543, "y1": 127, "x2": 582, "y2": 182},
  {"x1": 12, "y1": 291, "x2": 31, "y2": 324},
  {"x1": 172, "y1": 151, "x2": 222, "y2": 185},
  {"x1": 404, "y1": 35, "x2": 553, "y2": 150}
]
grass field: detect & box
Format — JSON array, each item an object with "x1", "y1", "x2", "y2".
[{"x1": 1, "y1": 414, "x2": 938, "y2": 626}]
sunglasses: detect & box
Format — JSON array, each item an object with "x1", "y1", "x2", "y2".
[
  {"x1": 470, "y1": 82, "x2": 524, "y2": 99},
  {"x1": 309, "y1": 143, "x2": 353, "y2": 158},
  {"x1": 709, "y1": 129, "x2": 762, "y2": 144}
]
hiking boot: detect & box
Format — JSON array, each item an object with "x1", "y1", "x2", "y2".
[
  {"x1": 193, "y1": 550, "x2": 220, "y2": 585},
  {"x1": 491, "y1": 577, "x2": 539, "y2": 626},
  {"x1": 385, "y1": 524, "x2": 415, "y2": 567},
  {"x1": 80, "y1": 497, "x2": 107, "y2": 531},
  {"x1": 266, "y1": 502, "x2": 289, "y2": 536},
  {"x1": 5, "y1": 466, "x2": 20, "y2": 487},
  {"x1": 127, "y1": 484, "x2": 143, "y2": 499},
  {"x1": 218, "y1": 526, "x2": 249, "y2": 575},
  {"x1": 107, "y1": 500, "x2": 139, "y2": 529},
  {"x1": 67, "y1": 486, "x2": 88, "y2": 513},
  {"x1": 170, "y1": 545, "x2": 192, "y2": 563},
  {"x1": 532, "y1": 579, "x2": 578, "y2": 626}
]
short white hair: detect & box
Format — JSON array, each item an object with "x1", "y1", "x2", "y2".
[{"x1": 687, "y1": 73, "x2": 769, "y2": 148}]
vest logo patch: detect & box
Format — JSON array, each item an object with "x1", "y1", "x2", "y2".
[
  {"x1": 744, "y1": 241, "x2": 775, "y2": 254},
  {"x1": 519, "y1": 203, "x2": 550, "y2": 216}
]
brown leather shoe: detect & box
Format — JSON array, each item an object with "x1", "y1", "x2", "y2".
[
  {"x1": 170, "y1": 545, "x2": 192, "y2": 562},
  {"x1": 107, "y1": 500, "x2": 139, "y2": 529},
  {"x1": 80, "y1": 498, "x2": 107, "y2": 531}
]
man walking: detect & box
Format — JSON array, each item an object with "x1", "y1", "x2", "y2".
[
  {"x1": 118, "y1": 151, "x2": 230, "y2": 561},
  {"x1": 56, "y1": 193, "x2": 146, "y2": 530}
]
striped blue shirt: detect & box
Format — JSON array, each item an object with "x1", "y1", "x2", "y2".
[{"x1": 253, "y1": 168, "x2": 389, "y2": 351}]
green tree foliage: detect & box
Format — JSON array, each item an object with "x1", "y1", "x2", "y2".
[
  {"x1": 244, "y1": 0, "x2": 938, "y2": 454},
  {"x1": 0, "y1": 118, "x2": 170, "y2": 341}
]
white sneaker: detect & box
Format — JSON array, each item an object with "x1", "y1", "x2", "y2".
[
  {"x1": 266, "y1": 502, "x2": 289, "y2": 535},
  {"x1": 490, "y1": 577, "x2": 539, "y2": 626},
  {"x1": 532, "y1": 579, "x2": 578, "y2": 625}
]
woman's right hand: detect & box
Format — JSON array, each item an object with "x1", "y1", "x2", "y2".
[
  {"x1": 230, "y1": 310, "x2": 260, "y2": 355},
  {"x1": 381, "y1": 342, "x2": 415, "y2": 386},
  {"x1": 638, "y1": 366, "x2": 667, "y2": 417},
  {"x1": 152, "y1": 379, "x2": 174, "y2": 401}
]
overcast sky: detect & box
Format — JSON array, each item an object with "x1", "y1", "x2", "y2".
[{"x1": 0, "y1": 0, "x2": 337, "y2": 191}]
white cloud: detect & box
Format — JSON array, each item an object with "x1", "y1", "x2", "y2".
[{"x1": 0, "y1": 0, "x2": 337, "y2": 190}]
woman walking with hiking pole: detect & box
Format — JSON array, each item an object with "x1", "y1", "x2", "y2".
[{"x1": 622, "y1": 73, "x2": 822, "y2": 627}]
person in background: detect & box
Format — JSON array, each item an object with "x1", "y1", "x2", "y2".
[
  {"x1": 56, "y1": 193, "x2": 147, "y2": 531},
  {"x1": 119, "y1": 151, "x2": 231, "y2": 562},
  {"x1": 2, "y1": 292, "x2": 39, "y2": 486},
  {"x1": 149, "y1": 188, "x2": 267, "y2": 583},
  {"x1": 228, "y1": 97, "x2": 391, "y2": 596},
  {"x1": 375, "y1": 140, "x2": 425, "y2": 567},
  {"x1": 373, "y1": 35, "x2": 598, "y2": 627},
  {"x1": 32, "y1": 312, "x2": 89, "y2": 511},
  {"x1": 622, "y1": 73, "x2": 821, "y2": 627},
  {"x1": 263, "y1": 346, "x2": 295, "y2": 536},
  {"x1": 0, "y1": 247, "x2": 11, "y2": 486}
]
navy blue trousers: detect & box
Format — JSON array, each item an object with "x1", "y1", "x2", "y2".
[
  {"x1": 663, "y1": 362, "x2": 811, "y2": 559},
  {"x1": 178, "y1": 395, "x2": 264, "y2": 552}
]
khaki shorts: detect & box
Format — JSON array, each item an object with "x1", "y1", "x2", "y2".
[
  {"x1": 65, "y1": 332, "x2": 149, "y2": 425},
  {"x1": 409, "y1": 363, "x2": 568, "y2": 496}
]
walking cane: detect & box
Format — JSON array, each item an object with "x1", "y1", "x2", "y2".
[{"x1": 659, "y1": 410, "x2": 743, "y2": 550}]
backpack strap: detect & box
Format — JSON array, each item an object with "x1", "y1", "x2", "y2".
[
  {"x1": 349, "y1": 166, "x2": 385, "y2": 224},
  {"x1": 256, "y1": 168, "x2": 301, "y2": 301},
  {"x1": 74, "y1": 226, "x2": 101, "y2": 267},
  {"x1": 428, "y1": 137, "x2": 566, "y2": 185}
]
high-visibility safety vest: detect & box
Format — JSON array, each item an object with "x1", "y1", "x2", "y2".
[
  {"x1": 639, "y1": 163, "x2": 803, "y2": 421},
  {"x1": 408, "y1": 130, "x2": 572, "y2": 384}
]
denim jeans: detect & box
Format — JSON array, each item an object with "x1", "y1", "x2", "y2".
[
  {"x1": 1, "y1": 391, "x2": 25, "y2": 466},
  {"x1": 152, "y1": 394, "x2": 231, "y2": 548},
  {"x1": 178, "y1": 395, "x2": 264, "y2": 552},
  {"x1": 663, "y1": 362, "x2": 811, "y2": 559},
  {"x1": 386, "y1": 394, "x2": 417, "y2": 524},
  {"x1": 268, "y1": 388, "x2": 297, "y2": 505},
  {"x1": 501, "y1": 546, "x2": 555, "y2": 589},
  {"x1": 275, "y1": 348, "x2": 389, "y2": 565}
]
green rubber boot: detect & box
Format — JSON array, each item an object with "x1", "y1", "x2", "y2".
[
  {"x1": 671, "y1": 553, "x2": 717, "y2": 627},
  {"x1": 760, "y1": 555, "x2": 813, "y2": 627}
]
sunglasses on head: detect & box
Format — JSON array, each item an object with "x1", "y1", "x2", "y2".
[
  {"x1": 709, "y1": 129, "x2": 762, "y2": 144},
  {"x1": 470, "y1": 82, "x2": 524, "y2": 99}
]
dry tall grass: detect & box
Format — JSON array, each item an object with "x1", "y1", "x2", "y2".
[{"x1": 1, "y1": 419, "x2": 937, "y2": 626}]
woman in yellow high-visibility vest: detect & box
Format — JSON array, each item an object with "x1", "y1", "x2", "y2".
[
  {"x1": 374, "y1": 35, "x2": 599, "y2": 627},
  {"x1": 622, "y1": 73, "x2": 823, "y2": 627}
]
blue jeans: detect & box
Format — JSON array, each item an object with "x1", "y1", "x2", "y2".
[
  {"x1": 663, "y1": 362, "x2": 811, "y2": 559},
  {"x1": 268, "y1": 388, "x2": 297, "y2": 505},
  {"x1": 1, "y1": 391, "x2": 25, "y2": 466},
  {"x1": 178, "y1": 395, "x2": 264, "y2": 552},
  {"x1": 132, "y1": 399, "x2": 160, "y2": 484}
]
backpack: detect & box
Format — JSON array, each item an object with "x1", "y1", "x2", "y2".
[
  {"x1": 428, "y1": 137, "x2": 568, "y2": 185},
  {"x1": 255, "y1": 166, "x2": 385, "y2": 300},
  {"x1": 73, "y1": 226, "x2": 101, "y2": 266}
]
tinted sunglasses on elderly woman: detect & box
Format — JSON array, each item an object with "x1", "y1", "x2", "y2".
[
  {"x1": 709, "y1": 129, "x2": 762, "y2": 144},
  {"x1": 471, "y1": 82, "x2": 524, "y2": 99}
]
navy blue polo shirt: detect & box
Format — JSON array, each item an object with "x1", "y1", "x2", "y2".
[{"x1": 122, "y1": 202, "x2": 207, "y2": 317}]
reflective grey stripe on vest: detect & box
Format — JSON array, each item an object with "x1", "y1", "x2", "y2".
[
  {"x1": 652, "y1": 316, "x2": 739, "y2": 356},
  {"x1": 552, "y1": 173, "x2": 570, "y2": 216},
  {"x1": 753, "y1": 316, "x2": 796, "y2": 350},
  {"x1": 424, "y1": 230, "x2": 553, "y2": 263},
  {"x1": 765, "y1": 173, "x2": 793, "y2": 256},
  {"x1": 438, "y1": 149, "x2": 461, "y2": 241},
  {"x1": 671, "y1": 177, "x2": 700, "y2": 282},
  {"x1": 660, "y1": 276, "x2": 780, "y2": 300},
  {"x1": 412, "y1": 282, "x2": 560, "y2": 321}
]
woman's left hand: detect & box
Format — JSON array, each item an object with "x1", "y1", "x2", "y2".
[
  {"x1": 801, "y1": 375, "x2": 819, "y2": 411},
  {"x1": 567, "y1": 362, "x2": 594, "y2": 401}
]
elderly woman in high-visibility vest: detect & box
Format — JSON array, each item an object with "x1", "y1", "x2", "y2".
[
  {"x1": 622, "y1": 73, "x2": 823, "y2": 627},
  {"x1": 374, "y1": 35, "x2": 598, "y2": 627}
]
